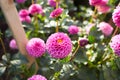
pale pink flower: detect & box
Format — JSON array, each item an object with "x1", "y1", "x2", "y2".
[
  {"x1": 9, "y1": 39, "x2": 18, "y2": 49},
  {"x1": 98, "y1": 22, "x2": 113, "y2": 36},
  {"x1": 96, "y1": 5, "x2": 111, "y2": 13}
]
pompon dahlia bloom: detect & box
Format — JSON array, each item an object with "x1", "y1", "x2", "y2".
[
  {"x1": 112, "y1": 6, "x2": 120, "y2": 27},
  {"x1": 48, "y1": 0, "x2": 57, "y2": 7},
  {"x1": 28, "y1": 74, "x2": 47, "y2": 80},
  {"x1": 68, "y1": 25, "x2": 79, "y2": 35},
  {"x1": 98, "y1": 22, "x2": 113, "y2": 36},
  {"x1": 50, "y1": 8, "x2": 63, "y2": 18},
  {"x1": 28, "y1": 4, "x2": 44, "y2": 15},
  {"x1": 110, "y1": 34, "x2": 120, "y2": 56},
  {"x1": 26, "y1": 38, "x2": 46, "y2": 58},
  {"x1": 16, "y1": 0, "x2": 26, "y2": 4},
  {"x1": 79, "y1": 38, "x2": 88, "y2": 47},
  {"x1": 46, "y1": 32, "x2": 72, "y2": 59},
  {"x1": 96, "y1": 5, "x2": 110, "y2": 13},
  {"x1": 9, "y1": 39, "x2": 17, "y2": 49},
  {"x1": 89, "y1": 0, "x2": 108, "y2": 6},
  {"x1": 19, "y1": 9, "x2": 31, "y2": 23}
]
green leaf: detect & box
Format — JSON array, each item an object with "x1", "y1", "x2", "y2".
[
  {"x1": 2, "y1": 54, "x2": 10, "y2": 63},
  {"x1": 88, "y1": 35, "x2": 95, "y2": 43},
  {"x1": 0, "y1": 66, "x2": 6, "y2": 76},
  {"x1": 10, "y1": 60, "x2": 22, "y2": 66},
  {"x1": 60, "y1": 56, "x2": 71, "y2": 63}
]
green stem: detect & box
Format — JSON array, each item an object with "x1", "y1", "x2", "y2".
[
  {"x1": 55, "y1": 21, "x2": 59, "y2": 33},
  {"x1": 0, "y1": 38, "x2": 9, "y2": 61},
  {"x1": 90, "y1": 7, "x2": 97, "y2": 23},
  {"x1": 70, "y1": 43, "x2": 80, "y2": 61},
  {"x1": 34, "y1": 14, "x2": 39, "y2": 35},
  {"x1": 112, "y1": 26, "x2": 119, "y2": 37},
  {"x1": 56, "y1": 1, "x2": 59, "y2": 32},
  {"x1": 0, "y1": 38, "x2": 6, "y2": 54},
  {"x1": 32, "y1": 0, "x2": 34, "y2": 4}
]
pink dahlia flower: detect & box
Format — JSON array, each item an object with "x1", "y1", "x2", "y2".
[
  {"x1": 98, "y1": 22, "x2": 113, "y2": 36},
  {"x1": 26, "y1": 38, "x2": 46, "y2": 58},
  {"x1": 68, "y1": 25, "x2": 79, "y2": 35},
  {"x1": 19, "y1": 9, "x2": 31, "y2": 23},
  {"x1": 19, "y1": 9, "x2": 29, "y2": 18},
  {"x1": 50, "y1": 8, "x2": 63, "y2": 18},
  {"x1": 28, "y1": 4, "x2": 43, "y2": 15},
  {"x1": 16, "y1": 0, "x2": 26, "y2": 4},
  {"x1": 48, "y1": 0, "x2": 57, "y2": 7},
  {"x1": 46, "y1": 32, "x2": 72, "y2": 59},
  {"x1": 96, "y1": 5, "x2": 111, "y2": 13},
  {"x1": 20, "y1": 16, "x2": 31, "y2": 23},
  {"x1": 112, "y1": 6, "x2": 120, "y2": 27},
  {"x1": 89, "y1": 0, "x2": 108, "y2": 6},
  {"x1": 110, "y1": 34, "x2": 120, "y2": 56},
  {"x1": 9, "y1": 39, "x2": 18, "y2": 49},
  {"x1": 28, "y1": 74, "x2": 47, "y2": 80}
]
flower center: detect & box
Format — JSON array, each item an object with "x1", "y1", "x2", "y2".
[{"x1": 57, "y1": 39, "x2": 63, "y2": 44}]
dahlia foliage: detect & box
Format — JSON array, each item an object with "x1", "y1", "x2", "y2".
[{"x1": 1, "y1": 0, "x2": 120, "y2": 80}]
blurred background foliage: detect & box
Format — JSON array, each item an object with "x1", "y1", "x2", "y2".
[{"x1": 0, "y1": 0, "x2": 120, "y2": 80}]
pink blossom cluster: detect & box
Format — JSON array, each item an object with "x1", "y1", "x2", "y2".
[
  {"x1": 19, "y1": 9, "x2": 31, "y2": 23},
  {"x1": 19, "y1": 4, "x2": 44, "y2": 23},
  {"x1": 110, "y1": 34, "x2": 120, "y2": 56},
  {"x1": 68, "y1": 25, "x2": 79, "y2": 35},
  {"x1": 89, "y1": 0, "x2": 110, "y2": 13},
  {"x1": 50, "y1": 8, "x2": 63, "y2": 18},
  {"x1": 28, "y1": 74, "x2": 47, "y2": 80},
  {"x1": 98, "y1": 22, "x2": 113, "y2": 36},
  {"x1": 26, "y1": 38, "x2": 46, "y2": 58},
  {"x1": 46, "y1": 32, "x2": 72, "y2": 59},
  {"x1": 9, "y1": 39, "x2": 18, "y2": 49},
  {"x1": 112, "y1": 6, "x2": 120, "y2": 27}
]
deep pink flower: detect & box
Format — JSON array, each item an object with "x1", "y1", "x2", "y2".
[
  {"x1": 98, "y1": 22, "x2": 113, "y2": 36},
  {"x1": 28, "y1": 74, "x2": 47, "y2": 80},
  {"x1": 68, "y1": 25, "x2": 79, "y2": 35},
  {"x1": 50, "y1": 8, "x2": 63, "y2": 18},
  {"x1": 16, "y1": 0, "x2": 26, "y2": 4},
  {"x1": 9, "y1": 39, "x2": 18, "y2": 49},
  {"x1": 112, "y1": 6, "x2": 120, "y2": 27},
  {"x1": 46, "y1": 32, "x2": 72, "y2": 59},
  {"x1": 96, "y1": 5, "x2": 111, "y2": 13},
  {"x1": 19, "y1": 9, "x2": 29, "y2": 18},
  {"x1": 89, "y1": 0, "x2": 108, "y2": 6},
  {"x1": 20, "y1": 16, "x2": 31, "y2": 23},
  {"x1": 28, "y1": 4, "x2": 43, "y2": 15},
  {"x1": 26, "y1": 38, "x2": 46, "y2": 58},
  {"x1": 48, "y1": 0, "x2": 57, "y2": 7},
  {"x1": 79, "y1": 38, "x2": 88, "y2": 47},
  {"x1": 19, "y1": 9, "x2": 31, "y2": 23},
  {"x1": 110, "y1": 34, "x2": 120, "y2": 56}
]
